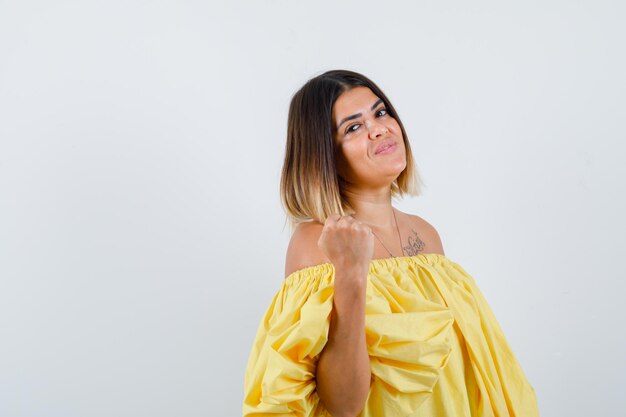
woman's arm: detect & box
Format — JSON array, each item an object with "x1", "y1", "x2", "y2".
[
  {"x1": 316, "y1": 265, "x2": 371, "y2": 417},
  {"x1": 285, "y1": 218, "x2": 374, "y2": 417}
]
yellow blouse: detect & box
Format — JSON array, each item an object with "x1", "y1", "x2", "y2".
[{"x1": 243, "y1": 253, "x2": 539, "y2": 416}]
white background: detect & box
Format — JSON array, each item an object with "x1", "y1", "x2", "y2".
[{"x1": 1, "y1": 1, "x2": 624, "y2": 416}]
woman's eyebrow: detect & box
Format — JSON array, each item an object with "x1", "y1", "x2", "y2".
[{"x1": 336, "y1": 99, "x2": 384, "y2": 130}]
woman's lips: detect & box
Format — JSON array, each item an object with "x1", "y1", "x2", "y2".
[{"x1": 375, "y1": 141, "x2": 397, "y2": 155}]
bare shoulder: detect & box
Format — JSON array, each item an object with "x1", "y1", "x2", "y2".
[
  {"x1": 402, "y1": 211, "x2": 446, "y2": 256},
  {"x1": 284, "y1": 221, "x2": 331, "y2": 279}
]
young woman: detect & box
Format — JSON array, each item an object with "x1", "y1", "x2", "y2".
[{"x1": 243, "y1": 70, "x2": 539, "y2": 417}]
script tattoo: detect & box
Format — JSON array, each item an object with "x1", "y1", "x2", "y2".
[{"x1": 403, "y1": 229, "x2": 425, "y2": 256}]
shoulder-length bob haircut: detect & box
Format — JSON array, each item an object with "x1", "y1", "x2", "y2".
[{"x1": 280, "y1": 69, "x2": 424, "y2": 229}]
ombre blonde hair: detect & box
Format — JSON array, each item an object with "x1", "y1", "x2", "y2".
[{"x1": 280, "y1": 70, "x2": 424, "y2": 231}]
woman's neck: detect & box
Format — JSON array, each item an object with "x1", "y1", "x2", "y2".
[{"x1": 343, "y1": 186, "x2": 396, "y2": 229}]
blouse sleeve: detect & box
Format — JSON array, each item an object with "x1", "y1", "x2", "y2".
[{"x1": 242, "y1": 264, "x2": 455, "y2": 417}]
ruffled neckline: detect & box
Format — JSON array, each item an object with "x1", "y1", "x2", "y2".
[{"x1": 285, "y1": 252, "x2": 450, "y2": 283}]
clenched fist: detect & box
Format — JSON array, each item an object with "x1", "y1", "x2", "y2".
[{"x1": 317, "y1": 214, "x2": 374, "y2": 286}]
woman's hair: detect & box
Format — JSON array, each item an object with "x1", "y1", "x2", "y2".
[{"x1": 280, "y1": 69, "x2": 424, "y2": 230}]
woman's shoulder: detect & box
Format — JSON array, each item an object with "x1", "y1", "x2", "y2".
[
  {"x1": 284, "y1": 221, "x2": 330, "y2": 279},
  {"x1": 400, "y1": 211, "x2": 446, "y2": 255},
  {"x1": 283, "y1": 213, "x2": 445, "y2": 278}
]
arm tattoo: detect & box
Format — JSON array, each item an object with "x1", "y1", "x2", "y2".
[{"x1": 402, "y1": 229, "x2": 425, "y2": 256}]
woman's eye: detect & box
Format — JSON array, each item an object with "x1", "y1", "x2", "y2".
[
  {"x1": 345, "y1": 108, "x2": 387, "y2": 134},
  {"x1": 346, "y1": 124, "x2": 360, "y2": 134}
]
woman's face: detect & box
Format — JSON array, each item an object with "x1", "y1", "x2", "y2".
[{"x1": 332, "y1": 86, "x2": 407, "y2": 190}]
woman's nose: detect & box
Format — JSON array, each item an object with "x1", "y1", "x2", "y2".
[{"x1": 365, "y1": 119, "x2": 388, "y2": 138}]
